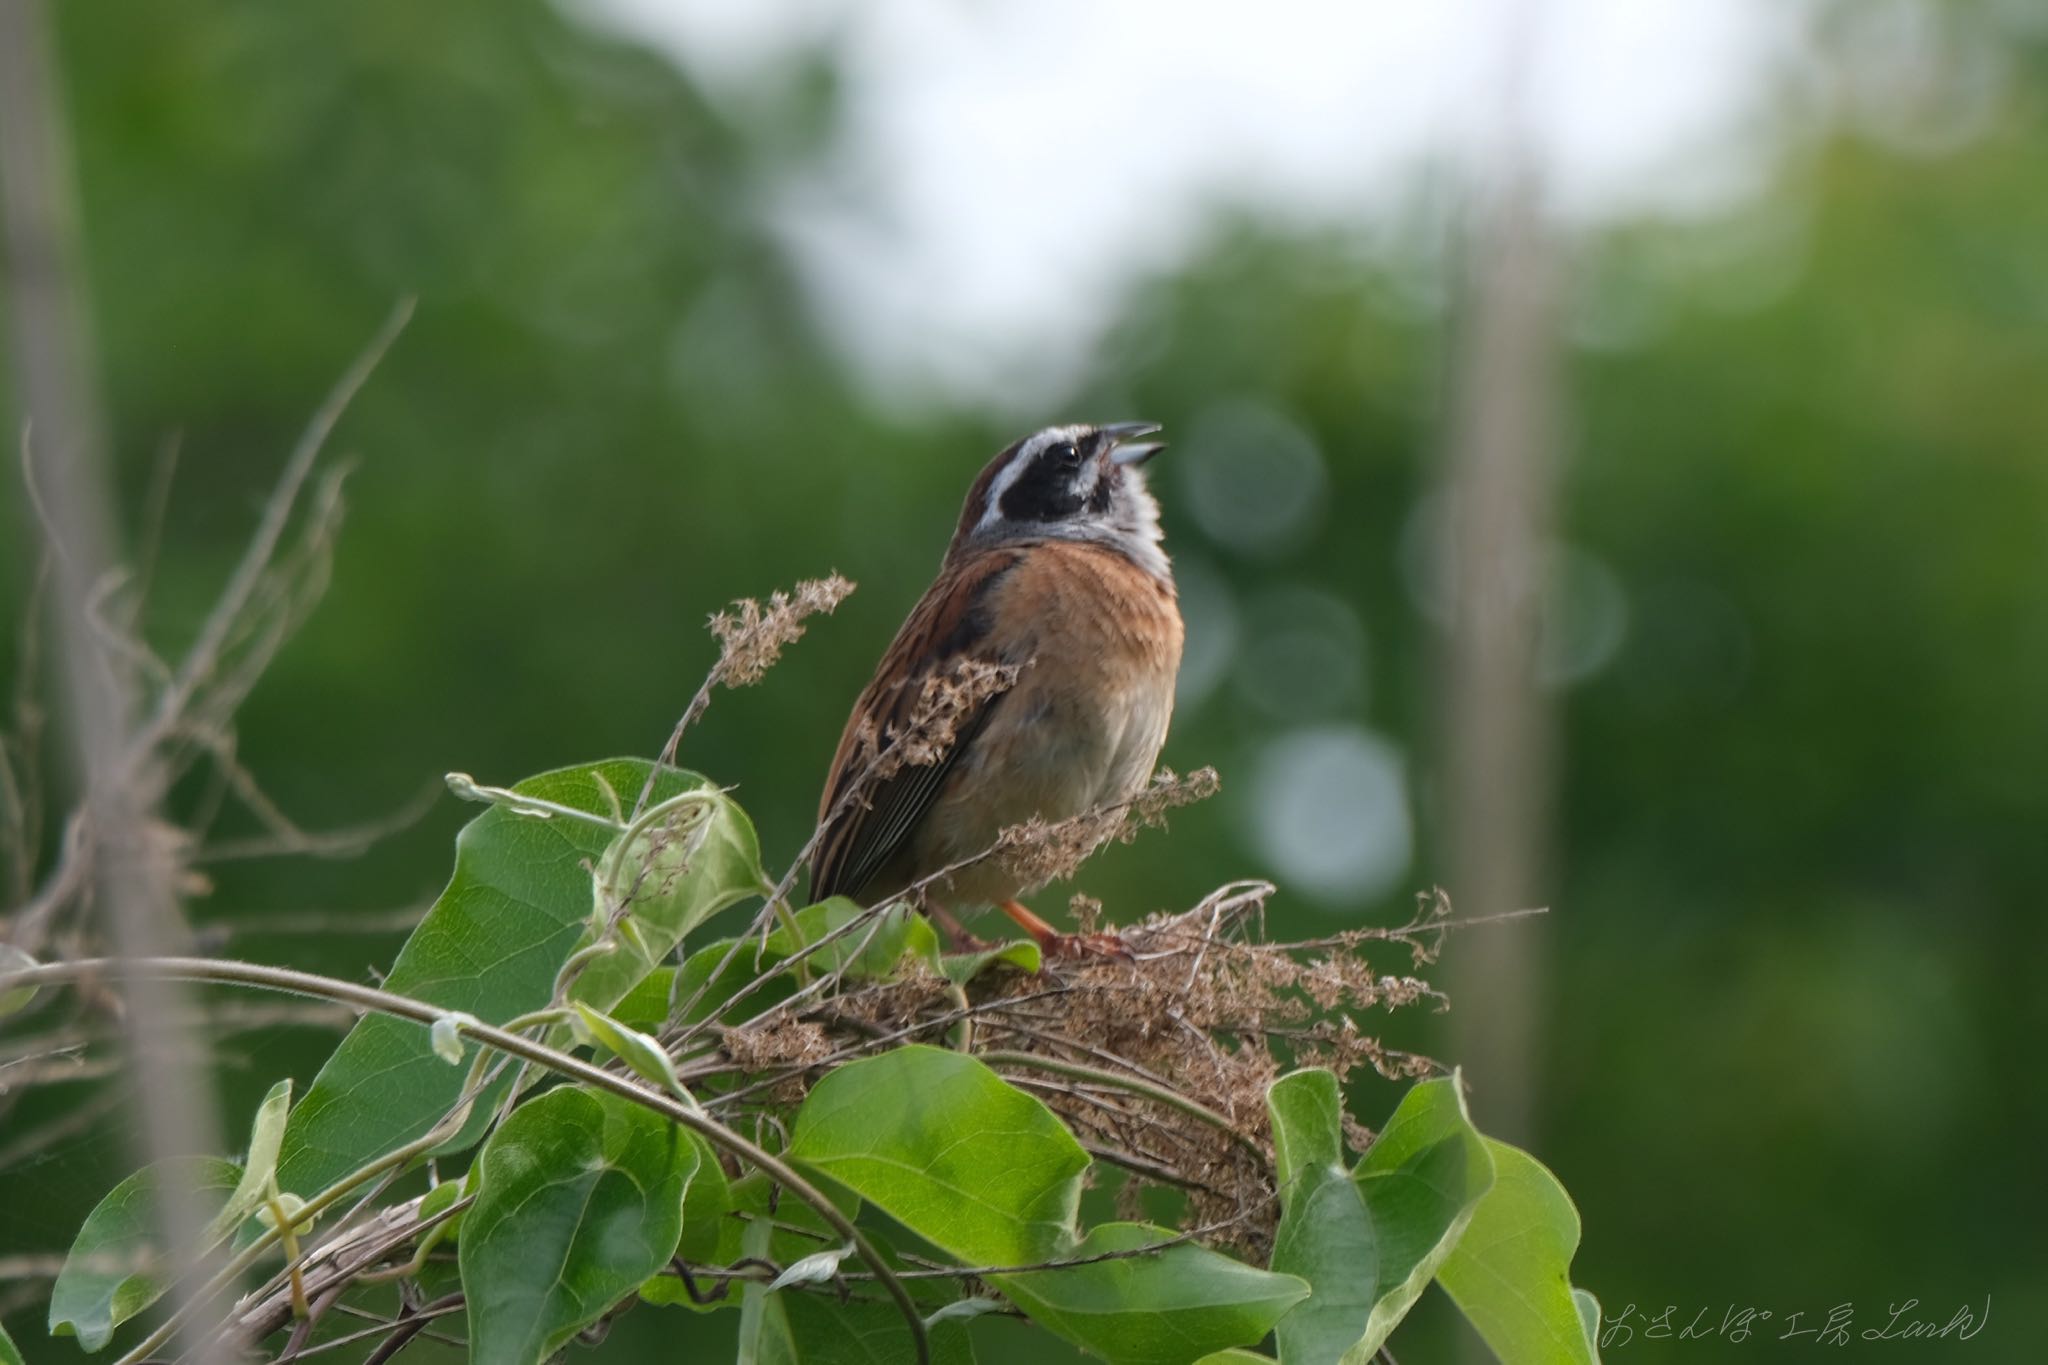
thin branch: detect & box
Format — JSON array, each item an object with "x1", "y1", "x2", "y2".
[
  {"x1": 132, "y1": 300, "x2": 413, "y2": 758},
  {"x1": 193, "y1": 777, "x2": 442, "y2": 864}
]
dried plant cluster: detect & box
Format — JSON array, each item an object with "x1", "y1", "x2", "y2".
[{"x1": 711, "y1": 884, "x2": 1452, "y2": 1260}]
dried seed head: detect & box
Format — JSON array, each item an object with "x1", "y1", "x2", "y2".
[
  {"x1": 872, "y1": 658, "x2": 1021, "y2": 780},
  {"x1": 994, "y1": 766, "x2": 1221, "y2": 894},
  {"x1": 708, "y1": 575, "x2": 855, "y2": 687}
]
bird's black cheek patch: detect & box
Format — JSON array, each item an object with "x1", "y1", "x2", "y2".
[{"x1": 1000, "y1": 460, "x2": 1086, "y2": 522}]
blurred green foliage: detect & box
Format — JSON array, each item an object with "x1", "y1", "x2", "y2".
[{"x1": 2, "y1": 0, "x2": 2043, "y2": 1360}]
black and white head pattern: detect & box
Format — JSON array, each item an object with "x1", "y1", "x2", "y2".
[{"x1": 960, "y1": 424, "x2": 1169, "y2": 580}]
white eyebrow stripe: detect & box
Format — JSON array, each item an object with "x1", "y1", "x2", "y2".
[
  {"x1": 976, "y1": 447, "x2": 1035, "y2": 533},
  {"x1": 974, "y1": 424, "x2": 1086, "y2": 533}
]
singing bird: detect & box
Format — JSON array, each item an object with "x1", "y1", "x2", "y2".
[{"x1": 811, "y1": 423, "x2": 1183, "y2": 956}]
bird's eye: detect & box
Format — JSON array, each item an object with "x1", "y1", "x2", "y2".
[{"x1": 1050, "y1": 441, "x2": 1080, "y2": 469}]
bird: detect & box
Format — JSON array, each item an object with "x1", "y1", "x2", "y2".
[{"x1": 811, "y1": 422, "x2": 1183, "y2": 957}]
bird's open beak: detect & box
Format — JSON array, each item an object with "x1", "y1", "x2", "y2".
[{"x1": 1099, "y1": 421, "x2": 1166, "y2": 466}]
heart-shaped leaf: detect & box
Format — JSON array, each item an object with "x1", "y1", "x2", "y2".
[
  {"x1": 48, "y1": 1157, "x2": 243, "y2": 1351},
  {"x1": 787, "y1": 1046, "x2": 1087, "y2": 1266},
  {"x1": 1437, "y1": 1137, "x2": 1602, "y2": 1364},
  {"x1": 278, "y1": 761, "x2": 755, "y2": 1196},
  {"x1": 1265, "y1": 1069, "x2": 1495, "y2": 1364},
  {"x1": 460, "y1": 1084, "x2": 699, "y2": 1365}
]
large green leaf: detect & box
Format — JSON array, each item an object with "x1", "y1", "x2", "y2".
[
  {"x1": 459, "y1": 1084, "x2": 699, "y2": 1365},
  {"x1": 787, "y1": 1048, "x2": 1304, "y2": 1364},
  {"x1": 1265, "y1": 1070, "x2": 1495, "y2": 1364},
  {"x1": 643, "y1": 1168, "x2": 856, "y2": 1313},
  {"x1": 1266, "y1": 1069, "x2": 1375, "y2": 1365},
  {"x1": 997, "y1": 1224, "x2": 1309, "y2": 1365},
  {"x1": 787, "y1": 1046, "x2": 1088, "y2": 1266},
  {"x1": 48, "y1": 1157, "x2": 243, "y2": 1351},
  {"x1": 278, "y1": 760, "x2": 756, "y2": 1195},
  {"x1": 1437, "y1": 1138, "x2": 1602, "y2": 1365}
]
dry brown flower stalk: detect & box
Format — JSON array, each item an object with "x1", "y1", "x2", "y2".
[
  {"x1": 993, "y1": 766, "x2": 1222, "y2": 895},
  {"x1": 871, "y1": 658, "x2": 1022, "y2": 780},
  {"x1": 709, "y1": 575, "x2": 855, "y2": 687}
]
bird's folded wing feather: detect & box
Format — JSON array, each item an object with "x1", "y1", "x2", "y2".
[{"x1": 810, "y1": 548, "x2": 1023, "y2": 903}]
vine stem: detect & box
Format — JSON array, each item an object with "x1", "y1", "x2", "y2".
[{"x1": 2, "y1": 955, "x2": 931, "y2": 1365}]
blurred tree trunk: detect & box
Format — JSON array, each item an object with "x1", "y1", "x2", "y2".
[
  {"x1": 1434, "y1": 148, "x2": 1565, "y2": 1145},
  {"x1": 1, "y1": 1, "x2": 229, "y2": 1357}
]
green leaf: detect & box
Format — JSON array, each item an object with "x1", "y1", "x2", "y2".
[
  {"x1": 415, "y1": 1178, "x2": 467, "y2": 1257},
  {"x1": 940, "y1": 938, "x2": 1042, "y2": 984},
  {"x1": 736, "y1": 1211, "x2": 792, "y2": 1363},
  {"x1": 718, "y1": 1193, "x2": 977, "y2": 1364},
  {"x1": 1266, "y1": 1069, "x2": 1372, "y2": 1365},
  {"x1": 460, "y1": 1084, "x2": 699, "y2": 1365},
  {"x1": 278, "y1": 760, "x2": 738, "y2": 1195},
  {"x1": 613, "y1": 966, "x2": 677, "y2": 1028},
  {"x1": 1349, "y1": 1076, "x2": 1493, "y2": 1352},
  {"x1": 670, "y1": 898, "x2": 932, "y2": 1039},
  {"x1": 784, "y1": 1047, "x2": 1301, "y2": 1361},
  {"x1": 1265, "y1": 1070, "x2": 1495, "y2": 1364},
  {"x1": 1575, "y1": 1290, "x2": 1604, "y2": 1353},
  {"x1": 787, "y1": 1045, "x2": 1088, "y2": 1266},
  {"x1": 774, "y1": 1291, "x2": 978, "y2": 1364},
  {"x1": 216, "y1": 1080, "x2": 293, "y2": 1236},
  {"x1": 1437, "y1": 1138, "x2": 1602, "y2": 1365},
  {"x1": 0, "y1": 943, "x2": 40, "y2": 1017},
  {"x1": 49, "y1": 1157, "x2": 243, "y2": 1351},
  {"x1": 671, "y1": 935, "x2": 796, "y2": 1028},
  {"x1": 574, "y1": 1002, "x2": 689, "y2": 1100},
  {"x1": 0, "y1": 1321, "x2": 24, "y2": 1365},
  {"x1": 677, "y1": 1131, "x2": 730, "y2": 1264},
  {"x1": 571, "y1": 784, "x2": 772, "y2": 1012},
  {"x1": 1197, "y1": 1353, "x2": 1277, "y2": 1364},
  {"x1": 764, "y1": 897, "x2": 944, "y2": 979},
  {"x1": 996, "y1": 1223, "x2": 1309, "y2": 1365}
]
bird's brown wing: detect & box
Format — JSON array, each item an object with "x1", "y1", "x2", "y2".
[{"x1": 810, "y1": 547, "x2": 1023, "y2": 903}]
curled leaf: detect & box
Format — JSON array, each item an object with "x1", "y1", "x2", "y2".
[
  {"x1": 215, "y1": 1080, "x2": 294, "y2": 1238},
  {"x1": 572, "y1": 1003, "x2": 695, "y2": 1108},
  {"x1": 429, "y1": 1014, "x2": 471, "y2": 1065},
  {"x1": 767, "y1": 1242, "x2": 854, "y2": 1292},
  {"x1": 923, "y1": 1296, "x2": 1005, "y2": 1328}
]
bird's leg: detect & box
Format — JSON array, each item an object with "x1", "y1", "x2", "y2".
[
  {"x1": 923, "y1": 897, "x2": 987, "y2": 953},
  {"x1": 998, "y1": 899, "x2": 1133, "y2": 963}
]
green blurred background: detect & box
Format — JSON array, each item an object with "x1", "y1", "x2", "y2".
[{"x1": 2, "y1": 0, "x2": 2043, "y2": 1360}]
